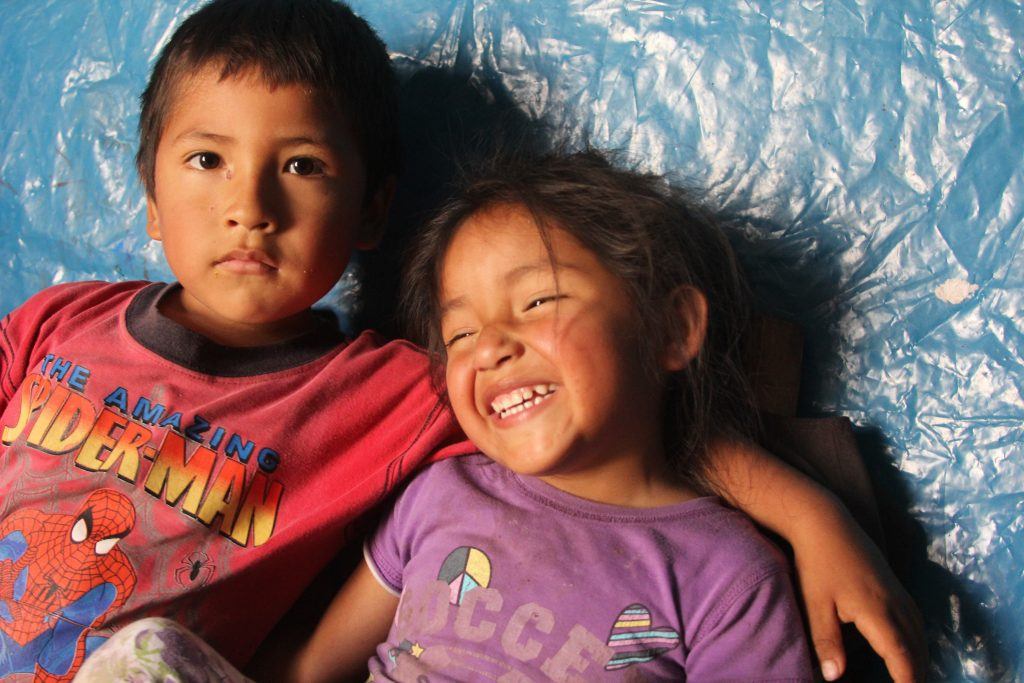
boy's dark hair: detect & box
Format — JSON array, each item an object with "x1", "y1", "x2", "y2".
[
  {"x1": 137, "y1": 0, "x2": 399, "y2": 202},
  {"x1": 403, "y1": 148, "x2": 757, "y2": 491}
]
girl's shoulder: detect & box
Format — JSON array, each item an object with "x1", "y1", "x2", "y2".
[
  {"x1": 390, "y1": 453, "x2": 495, "y2": 506},
  {"x1": 670, "y1": 500, "x2": 789, "y2": 570}
]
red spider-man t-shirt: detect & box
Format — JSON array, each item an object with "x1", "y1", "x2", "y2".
[{"x1": 0, "y1": 281, "x2": 472, "y2": 680}]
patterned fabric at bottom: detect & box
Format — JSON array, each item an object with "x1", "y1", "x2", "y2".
[{"x1": 73, "y1": 617, "x2": 255, "y2": 683}]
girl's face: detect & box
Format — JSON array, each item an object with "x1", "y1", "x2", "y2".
[{"x1": 439, "y1": 203, "x2": 668, "y2": 502}]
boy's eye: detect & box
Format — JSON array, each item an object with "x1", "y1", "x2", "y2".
[
  {"x1": 186, "y1": 152, "x2": 221, "y2": 170},
  {"x1": 285, "y1": 157, "x2": 326, "y2": 176}
]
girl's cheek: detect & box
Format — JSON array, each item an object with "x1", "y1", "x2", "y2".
[
  {"x1": 524, "y1": 319, "x2": 562, "y2": 357},
  {"x1": 444, "y1": 349, "x2": 465, "y2": 382},
  {"x1": 445, "y1": 358, "x2": 473, "y2": 407}
]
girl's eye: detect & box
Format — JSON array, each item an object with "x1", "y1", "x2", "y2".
[
  {"x1": 524, "y1": 295, "x2": 563, "y2": 311},
  {"x1": 444, "y1": 331, "x2": 475, "y2": 348},
  {"x1": 285, "y1": 157, "x2": 326, "y2": 176},
  {"x1": 186, "y1": 152, "x2": 221, "y2": 170}
]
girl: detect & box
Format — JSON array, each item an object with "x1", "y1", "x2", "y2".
[
  {"x1": 77, "y1": 150, "x2": 922, "y2": 682},
  {"x1": 294, "y1": 148, "x2": 813, "y2": 680}
]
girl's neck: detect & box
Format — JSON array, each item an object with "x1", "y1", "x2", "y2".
[{"x1": 535, "y1": 456, "x2": 701, "y2": 508}]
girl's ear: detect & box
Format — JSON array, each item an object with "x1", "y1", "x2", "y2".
[
  {"x1": 145, "y1": 196, "x2": 162, "y2": 240},
  {"x1": 356, "y1": 175, "x2": 397, "y2": 250},
  {"x1": 661, "y1": 285, "x2": 708, "y2": 372}
]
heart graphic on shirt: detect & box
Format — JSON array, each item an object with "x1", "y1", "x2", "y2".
[{"x1": 604, "y1": 603, "x2": 681, "y2": 671}]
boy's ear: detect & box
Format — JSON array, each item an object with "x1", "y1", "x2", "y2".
[
  {"x1": 355, "y1": 175, "x2": 396, "y2": 250},
  {"x1": 661, "y1": 285, "x2": 708, "y2": 372},
  {"x1": 145, "y1": 196, "x2": 162, "y2": 241}
]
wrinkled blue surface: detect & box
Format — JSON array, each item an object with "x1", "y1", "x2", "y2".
[{"x1": 0, "y1": 1, "x2": 1021, "y2": 679}]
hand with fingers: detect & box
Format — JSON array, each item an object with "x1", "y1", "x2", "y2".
[{"x1": 793, "y1": 507, "x2": 927, "y2": 683}]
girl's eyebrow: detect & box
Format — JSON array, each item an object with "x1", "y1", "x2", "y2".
[
  {"x1": 439, "y1": 295, "x2": 466, "y2": 318},
  {"x1": 439, "y1": 263, "x2": 547, "y2": 315},
  {"x1": 504, "y1": 262, "x2": 549, "y2": 284},
  {"x1": 506, "y1": 260, "x2": 583, "y2": 284},
  {"x1": 439, "y1": 259, "x2": 582, "y2": 318}
]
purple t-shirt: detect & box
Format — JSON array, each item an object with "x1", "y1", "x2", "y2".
[{"x1": 367, "y1": 455, "x2": 813, "y2": 682}]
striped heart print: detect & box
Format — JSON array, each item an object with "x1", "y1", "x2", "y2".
[{"x1": 604, "y1": 603, "x2": 681, "y2": 671}]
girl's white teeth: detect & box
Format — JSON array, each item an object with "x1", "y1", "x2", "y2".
[{"x1": 491, "y1": 384, "x2": 557, "y2": 417}]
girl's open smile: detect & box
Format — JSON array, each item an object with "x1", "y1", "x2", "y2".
[{"x1": 489, "y1": 383, "x2": 558, "y2": 421}]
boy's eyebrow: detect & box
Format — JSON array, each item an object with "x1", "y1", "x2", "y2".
[
  {"x1": 172, "y1": 130, "x2": 335, "y2": 148},
  {"x1": 280, "y1": 135, "x2": 335, "y2": 147},
  {"x1": 174, "y1": 130, "x2": 234, "y2": 145}
]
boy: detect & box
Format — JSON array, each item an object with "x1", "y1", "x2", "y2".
[
  {"x1": 0, "y1": 1, "x2": 472, "y2": 679},
  {"x1": 0, "y1": 0, "x2": 922, "y2": 680}
]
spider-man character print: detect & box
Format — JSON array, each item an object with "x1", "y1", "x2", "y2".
[{"x1": 0, "y1": 489, "x2": 137, "y2": 682}]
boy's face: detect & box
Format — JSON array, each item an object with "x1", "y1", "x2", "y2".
[{"x1": 146, "y1": 65, "x2": 382, "y2": 346}]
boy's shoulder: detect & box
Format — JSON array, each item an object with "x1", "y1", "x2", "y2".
[
  {"x1": 1, "y1": 280, "x2": 156, "y2": 399},
  {"x1": 4, "y1": 280, "x2": 154, "y2": 343},
  {"x1": 10, "y1": 280, "x2": 152, "y2": 320},
  {"x1": 344, "y1": 327, "x2": 430, "y2": 358},
  {"x1": 335, "y1": 328, "x2": 439, "y2": 385}
]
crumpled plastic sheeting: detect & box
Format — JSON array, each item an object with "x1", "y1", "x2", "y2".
[{"x1": 1, "y1": 1, "x2": 1021, "y2": 679}]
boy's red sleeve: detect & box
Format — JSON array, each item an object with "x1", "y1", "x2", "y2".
[
  {"x1": 428, "y1": 402, "x2": 478, "y2": 464},
  {"x1": 0, "y1": 288, "x2": 57, "y2": 414},
  {"x1": 0, "y1": 281, "x2": 144, "y2": 416},
  {"x1": 403, "y1": 392, "x2": 478, "y2": 473},
  {"x1": 0, "y1": 311, "x2": 17, "y2": 413},
  {"x1": 334, "y1": 332, "x2": 479, "y2": 511}
]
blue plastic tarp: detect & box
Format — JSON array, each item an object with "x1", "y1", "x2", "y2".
[{"x1": 1, "y1": 2, "x2": 1021, "y2": 679}]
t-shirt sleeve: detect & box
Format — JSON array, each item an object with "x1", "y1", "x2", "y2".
[
  {"x1": 364, "y1": 464, "x2": 442, "y2": 597},
  {"x1": 685, "y1": 564, "x2": 814, "y2": 681},
  {"x1": 0, "y1": 285, "x2": 72, "y2": 412},
  {"x1": 418, "y1": 402, "x2": 476, "y2": 466},
  {"x1": 1, "y1": 294, "x2": 41, "y2": 411},
  {"x1": 0, "y1": 282, "x2": 139, "y2": 414},
  {"x1": 365, "y1": 512, "x2": 405, "y2": 597},
  {"x1": 360, "y1": 337, "x2": 477, "y2": 492}
]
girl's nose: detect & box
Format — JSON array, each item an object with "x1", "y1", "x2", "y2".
[
  {"x1": 224, "y1": 166, "x2": 278, "y2": 232},
  {"x1": 473, "y1": 325, "x2": 523, "y2": 371}
]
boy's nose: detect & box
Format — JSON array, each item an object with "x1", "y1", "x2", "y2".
[
  {"x1": 224, "y1": 168, "x2": 278, "y2": 231},
  {"x1": 473, "y1": 325, "x2": 523, "y2": 371}
]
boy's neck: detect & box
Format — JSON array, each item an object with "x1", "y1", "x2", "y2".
[{"x1": 159, "y1": 286, "x2": 318, "y2": 348}]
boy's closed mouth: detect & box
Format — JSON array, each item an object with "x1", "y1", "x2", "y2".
[{"x1": 215, "y1": 249, "x2": 277, "y2": 275}]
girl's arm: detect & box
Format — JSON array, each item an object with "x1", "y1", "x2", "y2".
[
  {"x1": 707, "y1": 439, "x2": 927, "y2": 683},
  {"x1": 288, "y1": 558, "x2": 399, "y2": 683}
]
